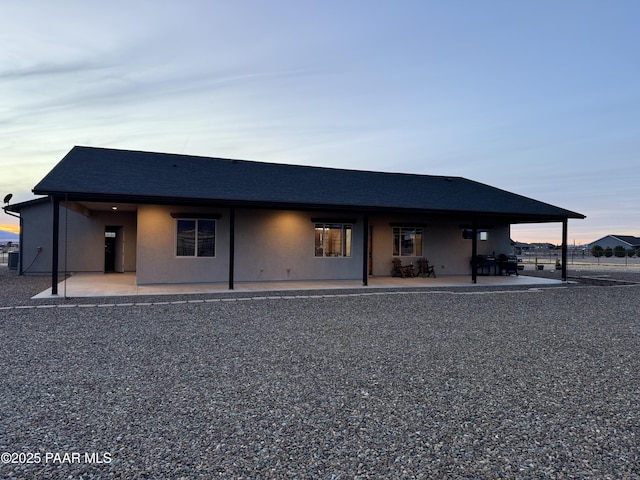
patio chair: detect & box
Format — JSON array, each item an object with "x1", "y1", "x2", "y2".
[
  {"x1": 391, "y1": 258, "x2": 415, "y2": 278},
  {"x1": 417, "y1": 258, "x2": 436, "y2": 278}
]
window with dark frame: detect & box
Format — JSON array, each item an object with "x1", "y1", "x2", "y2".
[
  {"x1": 176, "y1": 219, "x2": 215, "y2": 257},
  {"x1": 314, "y1": 223, "x2": 352, "y2": 257},
  {"x1": 392, "y1": 226, "x2": 423, "y2": 257}
]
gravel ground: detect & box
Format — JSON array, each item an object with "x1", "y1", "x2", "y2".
[{"x1": 1, "y1": 266, "x2": 639, "y2": 479}]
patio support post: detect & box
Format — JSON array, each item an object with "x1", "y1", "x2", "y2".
[
  {"x1": 51, "y1": 196, "x2": 60, "y2": 295},
  {"x1": 471, "y1": 223, "x2": 478, "y2": 284},
  {"x1": 228, "y1": 207, "x2": 235, "y2": 290},
  {"x1": 561, "y1": 218, "x2": 568, "y2": 281},
  {"x1": 362, "y1": 213, "x2": 369, "y2": 286}
]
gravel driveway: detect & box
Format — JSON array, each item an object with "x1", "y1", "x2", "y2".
[{"x1": 1, "y1": 267, "x2": 639, "y2": 479}]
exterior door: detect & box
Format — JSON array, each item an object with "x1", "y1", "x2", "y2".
[{"x1": 105, "y1": 226, "x2": 125, "y2": 273}]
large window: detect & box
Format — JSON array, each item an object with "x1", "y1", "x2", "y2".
[
  {"x1": 393, "y1": 227, "x2": 423, "y2": 256},
  {"x1": 176, "y1": 219, "x2": 215, "y2": 257},
  {"x1": 315, "y1": 224, "x2": 352, "y2": 257}
]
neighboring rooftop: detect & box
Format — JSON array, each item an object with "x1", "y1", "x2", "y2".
[{"x1": 588, "y1": 235, "x2": 640, "y2": 247}]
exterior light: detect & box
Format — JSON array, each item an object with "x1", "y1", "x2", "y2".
[{"x1": 111, "y1": 206, "x2": 118, "y2": 211}]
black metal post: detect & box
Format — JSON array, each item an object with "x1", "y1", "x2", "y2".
[
  {"x1": 362, "y1": 213, "x2": 369, "y2": 286},
  {"x1": 471, "y1": 223, "x2": 478, "y2": 284},
  {"x1": 228, "y1": 207, "x2": 235, "y2": 290},
  {"x1": 561, "y1": 218, "x2": 568, "y2": 281},
  {"x1": 51, "y1": 196, "x2": 60, "y2": 295}
]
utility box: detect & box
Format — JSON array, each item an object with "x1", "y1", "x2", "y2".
[{"x1": 8, "y1": 251, "x2": 19, "y2": 270}]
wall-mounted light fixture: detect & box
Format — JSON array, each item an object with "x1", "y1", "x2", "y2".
[{"x1": 111, "y1": 206, "x2": 118, "y2": 211}]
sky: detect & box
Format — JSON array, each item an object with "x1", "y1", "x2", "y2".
[{"x1": 1, "y1": 1, "x2": 639, "y2": 245}]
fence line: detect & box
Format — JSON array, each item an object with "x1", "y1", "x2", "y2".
[{"x1": 517, "y1": 248, "x2": 640, "y2": 267}]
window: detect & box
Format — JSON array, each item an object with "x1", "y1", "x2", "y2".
[
  {"x1": 315, "y1": 224, "x2": 352, "y2": 257},
  {"x1": 393, "y1": 227, "x2": 423, "y2": 256},
  {"x1": 176, "y1": 219, "x2": 215, "y2": 257},
  {"x1": 462, "y1": 229, "x2": 489, "y2": 241}
]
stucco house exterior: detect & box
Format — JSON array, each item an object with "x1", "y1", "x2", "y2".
[{"x1": 5, "y1": 146, "x2": 585, "y2": 294}]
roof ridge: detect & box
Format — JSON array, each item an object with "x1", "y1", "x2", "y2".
[{"x1": 71, "y1": 145, "x2": 465, "y2": 180}]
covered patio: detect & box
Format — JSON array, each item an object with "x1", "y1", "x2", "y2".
[
  {"x1": 14, "y1": 146, "x2": 585, "y2": 297},
  {"x1": 33, "y1": 272, "x2": 564, "y2": 299}
]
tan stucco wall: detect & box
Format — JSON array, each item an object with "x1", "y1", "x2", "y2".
[
  {"x1": 18, "y1": 201, "x2": 137, "y2": 274},
  {"x1": 136, "y1": 205, "x2": 230, "y2": 284},
  {"x1": 136, "y1": 207, "x2": 364, "y2": 284},
  {"x1": 62, "y1": 209, "x2": 137, "y2": 273},
  {"x1": 18, "y1": 200, "x2": 515, "y2": 282},
  {"x1": 369, "y1": 215, "x2": 512, "y2": 276},
  {"x1": 234, "y1": 209, "x2": 363, "y2": 282}
]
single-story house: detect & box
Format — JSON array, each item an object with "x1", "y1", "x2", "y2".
[
  {"x1": 5, "y1": 146, "x2": 585, "y2": 294},
  {"x1": 587, "y1": 235, "x2": 640, "y2": 251}
]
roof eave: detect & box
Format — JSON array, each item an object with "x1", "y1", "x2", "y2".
[{"x1": 32, "y1": 190, "x2": 585, "y2": 222}]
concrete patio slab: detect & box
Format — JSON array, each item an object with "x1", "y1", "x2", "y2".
[{"x1": 32, "y1": 272, "x2": 564, "y2": 299}]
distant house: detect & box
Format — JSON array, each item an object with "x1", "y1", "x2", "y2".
[
  {"x1": 588, "y1": 235, "x2": 640, "y2": 251},
  {"x1": 511, "y1": 241, "x2": 558, "y2": 255},
  {"x1": 511, "y1": 241, "x2": 531, "y2": 255},
  {"x1": 5, "y1": 146, "x2": 585, "y2": 293}
]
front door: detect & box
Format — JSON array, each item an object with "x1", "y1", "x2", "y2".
[{"x1": 105, "y1": 226, "x2": 124, "y2": 273}]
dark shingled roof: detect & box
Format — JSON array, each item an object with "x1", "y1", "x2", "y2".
[
  {"x1": 33, "y1": 146, "x2": 585, "y2": 221},
  {"x1": 606, "y1": 235, "x2": 640, "y2": 246}
]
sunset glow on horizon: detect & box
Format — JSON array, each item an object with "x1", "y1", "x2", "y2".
[{"x1": 0, "y1": 224, "x2": 20, "y2": 235}]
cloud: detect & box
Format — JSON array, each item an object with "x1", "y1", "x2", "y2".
[{"x1": 0, "y1": 60, "x2": 104, "y2": 80}]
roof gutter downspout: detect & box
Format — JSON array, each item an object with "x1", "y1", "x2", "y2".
[{"x1": 2, "y1": 206, "x2": 19, "y2": 220}]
